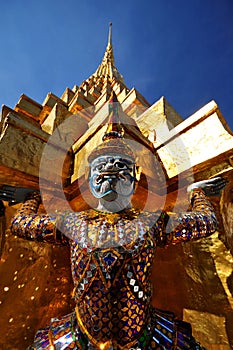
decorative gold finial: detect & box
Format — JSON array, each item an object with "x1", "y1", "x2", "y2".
[{"x1": 92, "y1": 22, "x2": 125, "y2": 84}]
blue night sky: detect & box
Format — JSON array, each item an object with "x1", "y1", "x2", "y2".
[{"x1": 0, "y1": 0, "x2": 233, "y2": 131}]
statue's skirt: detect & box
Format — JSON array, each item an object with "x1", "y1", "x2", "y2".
[{"x1": 28, "y1": 308, "x2": 204, "y2": 349}]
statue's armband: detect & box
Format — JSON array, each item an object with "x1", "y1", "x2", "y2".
[{"x1": 166, "y1": 189, "x2": 218, "y2": 244}]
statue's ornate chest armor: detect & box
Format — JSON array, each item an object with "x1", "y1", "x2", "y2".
[
  {"x1": 10, "y1": 190, "x2": 217, "y2": 349},
  {"x1": 63, "y1": 209, "x2": 164, "y2": 346}
]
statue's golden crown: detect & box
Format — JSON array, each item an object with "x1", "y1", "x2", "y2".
[{"x1": 88, "y1": 92, "x2": 136, "y2": 163}]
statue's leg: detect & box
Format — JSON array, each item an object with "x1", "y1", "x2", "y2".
[
  {"x1": 28, "y1": 311, "x2": 89, "y2": 349},
  {"x1": 175, "y1": 319, "x2": 205, "y2": 349},
  {"x1": 26, "y1": 326, "x2": 50, "y2": 349},
  {"x1": 149, "y1": 308, "x2": 205, "y2": 349}
]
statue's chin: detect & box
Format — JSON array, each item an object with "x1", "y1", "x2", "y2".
[{"x1": 102, "y1": 191, "x2": 118, "y2": 202}]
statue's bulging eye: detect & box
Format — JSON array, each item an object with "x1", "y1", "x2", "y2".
[
  {"x1": 94, "y1": 164, "x2": 105, "y2": 171},
  {"x1": 115, "y1": 162, "x2": 127, "y2": 169}
]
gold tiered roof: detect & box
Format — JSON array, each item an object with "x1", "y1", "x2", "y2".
[
  {"x1": 0, "y1": 24, "x2": 150, "y2": 137},
  {"x1": 0, "y1": 24, "x2": 152, "y2": 193},
  {"x1": 0, "y1": 23, "x2": 232, "y2": 206}
]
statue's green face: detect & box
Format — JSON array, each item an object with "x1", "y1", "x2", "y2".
[{"x1": 89, "y1": 155, "x2": 136, "y2": 202}]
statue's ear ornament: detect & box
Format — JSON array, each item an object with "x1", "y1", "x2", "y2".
[
  {"x1": 135, "y1": 165, "x2": 142, "y2": 182},
  {"x1": 85, "y1": 166, "x2": 90, "y2": 180}
]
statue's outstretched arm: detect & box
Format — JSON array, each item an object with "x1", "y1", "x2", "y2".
[
  {"x1": 9, "y1": 189, "x2": 68, "y2": 245},
  {"x1": 155, "y1": 177, "x2": 227, "y2": 246}
]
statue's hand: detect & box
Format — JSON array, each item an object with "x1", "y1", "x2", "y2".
[
  {"x1": 187, "y1": 176, "x2": 227, "y2": 197},
  {"x1": 0, "y1": 185, "x2": 39, "y2": 205}
]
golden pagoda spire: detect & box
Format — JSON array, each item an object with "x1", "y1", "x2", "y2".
[{"x1": 94, "y1": 23, "x2": 125, "y2": 83}]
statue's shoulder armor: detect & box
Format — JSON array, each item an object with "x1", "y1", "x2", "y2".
[
  {"x1": 138, "y1": 209, "x2": 168, "y2": 225},
  {"x1": 60, "y1": 210, "x2": 94, "y2": 240},
  {"x1": 63, "y1": 209, "x2": 97, "y2": 221}
]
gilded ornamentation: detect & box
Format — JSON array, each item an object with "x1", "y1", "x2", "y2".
[{"x1": 9, "y1": 100, "x2": 225, "y2": 348}]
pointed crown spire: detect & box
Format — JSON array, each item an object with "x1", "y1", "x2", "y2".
[
  {"x1": 87, "y1": 92, "x2": 135, "y2": 163},
  {"x1": 102, "y1": 91, "x2": 124, "y2": 141}
]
